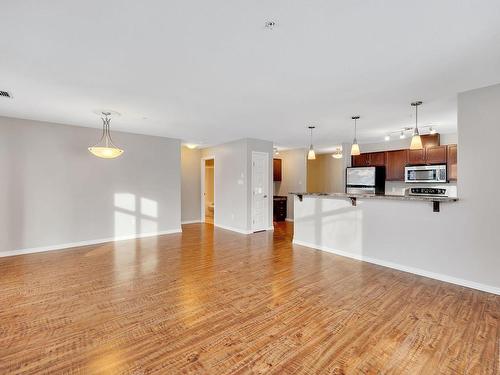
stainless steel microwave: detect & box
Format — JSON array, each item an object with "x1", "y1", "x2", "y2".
[{"x1": 405, "y1": 165, "x2": 447, "y2": 183}]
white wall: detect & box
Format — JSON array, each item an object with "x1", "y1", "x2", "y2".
[
  {"x1": 307, "y1": 154, "x2": 344, "y2": 193},
  {"x1": 0, "y1": 116, "x2": 182, "y2": 256},
  {"x1": 274, "y1": 148, "x2": 308, "y2": 220},
  {"x1": 181, "y1": 146, "x2": 201, "y2": 223},
  {"x1": 202, "y1": 138, "x2": 273, "y2": 233},
  {"x1": 293, "y1": 83, "x2": 500, "y2": 293}
]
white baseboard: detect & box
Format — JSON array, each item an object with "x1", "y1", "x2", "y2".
[
  {"x1": 285, "y1": 218, "x2": 294, "y2": 222},
  {"x1": 1, "y1": 228, "x2": 182, "y2": 258},
  {"x1": 292, "y1": 239, "x2": 500, "y2": 296},
  {"x1": 181, "y1": 220, "x2": 200, "y2": 224},
  {"x1": 215, "y1": 224, "x2": 253, "y2": 234}
]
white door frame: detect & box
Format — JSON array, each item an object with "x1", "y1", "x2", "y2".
[
  {"x1": 200, "y1": 156, "x2": 215, "y2": 223},
  {"x1": 251, "y1": 151, "x2": 270, "y2": 232}
]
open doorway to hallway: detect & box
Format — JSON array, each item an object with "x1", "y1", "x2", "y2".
[{"x1": 203, "y1": 159, "x2": 214, "y2": 224}]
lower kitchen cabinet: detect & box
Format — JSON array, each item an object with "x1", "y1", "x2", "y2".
[{"x1": 273, "y1": 196, "x2": 287, "y2": 222}]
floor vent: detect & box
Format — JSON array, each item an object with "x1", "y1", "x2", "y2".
[{"x1": 0, "y1": 91, "x2": 12, "y2": 98}]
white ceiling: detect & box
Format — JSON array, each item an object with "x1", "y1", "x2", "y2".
[{"x1": 1, "y1": 0, "x2": 500, "y2": 150}]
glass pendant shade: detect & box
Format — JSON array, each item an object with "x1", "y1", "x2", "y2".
[
  {"x1": 88, "y1": 113, "x2": 124, "y2": 159},
  {"x1": 351, "y1": 142, "x2": 360, "y2": 156},
  {"x1": 351, "y1": 116, "x2": 361, "y2": 156},
  {"x1": 308, "y1": 145, "x2": 316, "y2": 160},
  {"x1": 410, "y1": 133, "x2": 423, "y2": 150},
  {"x1": 409, "y1": 101, "x2": 423, "y2": 150},
  {"x1": 307, "y1": 126, "x2": 316, "y2": 160}
]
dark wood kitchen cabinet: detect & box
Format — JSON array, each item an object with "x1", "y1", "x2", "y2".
[
  {"x1": 273, "y1": 196, "x2": 287, "y2": 221},
  {"x1": 368, "y1": 152, "x2": 386, "y2": 166},
  {"x1": 408, "y1": 149, "x2": 426, "y2": 165},
  {"x1": 447, "y1": 144, "x2": 457, "y2": 181},
  {"x1": 352, "y1": 152, "x2": 385, "y2": 167},
  {"x1": 386, "y1": 150, "x2": 408, "y2": 181},
  {"x1": 273, "y1": 158, "x2": 282, "y2": 181},
  {"x1": 352, "y1": 154, "x2": 369, "y2": 167},
  {"x1": 425, "y1": 145, "x2": 447, "y2": 164}
]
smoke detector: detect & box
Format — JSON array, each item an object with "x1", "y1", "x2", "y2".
[{"x1": 264, "y1": 20, "x2": 277, "y2": 30}]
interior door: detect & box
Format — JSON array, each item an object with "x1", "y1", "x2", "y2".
[{"x1": 252, "y1": 152, "x2": 269, "y2": 232}]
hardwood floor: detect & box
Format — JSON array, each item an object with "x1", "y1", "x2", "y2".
[{"x1": 0, "y1": 222, "x2": 498, "y2": 374}]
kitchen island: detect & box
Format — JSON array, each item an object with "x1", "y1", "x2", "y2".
[{"x1": 292, "y1": 192, "x2": 466, "y2": 289}]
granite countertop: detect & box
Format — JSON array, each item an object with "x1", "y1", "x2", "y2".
[{"x1": 291, "y1": 192, "x2": 458, "y2": 202}]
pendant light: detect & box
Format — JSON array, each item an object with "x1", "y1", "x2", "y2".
[
  {"x1": 410, "y1": 101, "x2": 423, "y2": 150},
  {"x1": 351, "y1": 116, "x2": 361, "y2": 156},
  {"x1": 307, "y1": 126, "x2": 316, "y2": 160},
  {"x1": 88, "y1": 112, "x2": 124, "y2": 159},
  {"x1": 332, "y1": 147, "x2": 343, "y2": 159}
]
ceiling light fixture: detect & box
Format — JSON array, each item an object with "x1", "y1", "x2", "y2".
[
  {"x1": 351, "y1": 116, "x2": 361, "y2": 156},
  {"x1": 384, "y1": 134, "x2": 391, "y2": 141},
  {"x1": 88, "y1": 112, "x2": 124, "y2": 159},
  {"x1": 186, "y1": 144, "x2": 197, "y2": 149},
  {"x1": 307, "y1": 126, "x2": 316, "y2": 160},
  {"x1": 273, "y1": 147, "x2": 279, "y2": 155},
  {"x1": 332, "y1": 147, "x2": 343, "y2": 159},
  {"x1": 410, "y1": 101, "x2": 424, "y2": 150}
]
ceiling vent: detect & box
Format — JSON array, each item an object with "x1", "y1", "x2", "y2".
[{"x1": 0, "y1": 91, "x2": 12, "y2": 99}]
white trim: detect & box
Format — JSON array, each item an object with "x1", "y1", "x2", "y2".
[
  {"x1": 292, "y1": 239, "x2": 500, "y2": 295},
  {"x1": 181, "y1": 220, "x2": 200, "y2": 224},
  {"x1": 201, "y1": 156, "x2": 215, "y2": 223},
  {"x1": 1, "y1": 229, "x2": 182, "y2": 258},
  {"x1": 215, "y1": 224, "x2": 253, "y2": 235},
  {"x1": 285, "y1": 218, "x2": 294, "y2": 222},
  {"x1": 266, "y1": 226, "x2": 275, "y2": 231}
]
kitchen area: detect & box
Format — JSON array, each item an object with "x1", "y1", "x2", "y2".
[{"x1": 272, "y1": 132, "x2": 458, "y2": 222}]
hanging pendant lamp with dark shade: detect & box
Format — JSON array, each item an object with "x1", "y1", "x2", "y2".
[
  {"x1": 88, "y1": 112, "x2": 124, "y2": 159},
  {"x1": 307, "y1": 126, "x2": 316, "y2": 160},
  {"x1": 410, "y1": 101, "x2": 424, "y2": 150},
  {"x1": 351, "y1": 116, "x2": 361, "y2": 156}
]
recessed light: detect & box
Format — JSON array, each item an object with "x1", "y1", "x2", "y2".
[
  {"x1": 384, "y1": 135, "x2": 391, "y2": 141},
  {"x1": 186, "y1": 144, "x2": 197, "y2": 150}
]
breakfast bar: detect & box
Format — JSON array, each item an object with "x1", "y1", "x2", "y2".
[{"x1": 291, "y1": 192, "x2": 461, "y2": 281}]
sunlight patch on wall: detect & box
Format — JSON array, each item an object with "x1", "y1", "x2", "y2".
[{"x1": 140, "y1": 197, "x2": 158, "y2": 218}]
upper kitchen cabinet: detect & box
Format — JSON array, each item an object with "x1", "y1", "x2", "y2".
[
  {"x1": 408, "y1": 149, "x2": 426, "y2": 165},
  {"x1": 368, "y1": 152, "x2": 386, "y2": 166},
  {"x1": 352, "y1": 152, "x2": 385, "y2": 167},
  {"x1": 273, "y1": 158, "x2": 282, "y2": 182},
  {"x1": 425, "y1": 145, "x2": 447, "y2": 164},
  {"x1": 421, "y1": 134, "x2": 440, "y2": 148},
  {"x1": 352, "y1": 153, "x2": 369, "y2": 167},
  {"x1": 447, "y1": 144, "x2": 457, "y2": 181},
  {"x1": 386, "y1": 150, "x2": 408, "y2": 181}
]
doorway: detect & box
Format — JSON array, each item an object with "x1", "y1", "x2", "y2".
[
  {"x1": 251, "y1": 151, "x2": 270, "y2": 232},
  {"x1": 202, "y1": 158, "x2": 215, "y2": 224}
]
